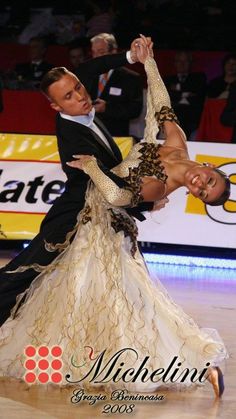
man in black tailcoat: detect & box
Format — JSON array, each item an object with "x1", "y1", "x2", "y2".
[{"x1": 0, "y1": 42, "x2": 153, "y2": 325}]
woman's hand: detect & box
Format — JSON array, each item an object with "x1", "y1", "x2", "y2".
[
  {"x1": 131, "y1": 35, "x2": 153, "y2": 63},
  {"x1": 66, "y1": 154, "x2": 95, "y2": 171},
  {"x1": 135, "y1": 34, "x2": 154, "y2": 64}
]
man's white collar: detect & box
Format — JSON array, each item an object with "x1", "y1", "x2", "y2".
[{"x1": 60, "y1": 107, "x2": 95, "y2": 127}]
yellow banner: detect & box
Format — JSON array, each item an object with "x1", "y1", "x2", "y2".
[{"x1": 0, "y1": 133, "x2": 133, "y2": 240}]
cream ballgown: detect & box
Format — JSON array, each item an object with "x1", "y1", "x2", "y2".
[{"x1": 0, "y1": 58, "x2": 227, "y2": 392}]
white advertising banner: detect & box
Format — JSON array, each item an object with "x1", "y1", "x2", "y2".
[
  {"x1": 0, "y1": 161, "x2": 66, "y2": 214},
  {"x1": 0, "y1": 134, "x2": 235, "y2": 247}
]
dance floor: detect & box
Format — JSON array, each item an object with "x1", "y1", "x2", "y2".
[{"x1": 0, "y1": 251, "x2": 235, "y2": 419}]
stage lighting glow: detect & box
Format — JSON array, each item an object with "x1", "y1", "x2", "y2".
[{"x1": 143, "y1": 253, "x2": 236, "y2": 270}]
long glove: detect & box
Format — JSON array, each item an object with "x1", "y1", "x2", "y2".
[
  {"x1": 144, "y1": 57, "x2": 179, "y2": 143},
  {"x1": 82, "y1": 157, "x2": 141, "y2": 207}
]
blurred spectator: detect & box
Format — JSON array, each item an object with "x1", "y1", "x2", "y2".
[
  {"x1": 164, "y1": 50, "x2": 207, "y2": 139},
  {"x1": 18, "y1": 8, "x2": 54, "y2": 45},
  {"x1": 68, "y1": 39, "x2": 90, "y2": 71},
  {"x1": 86, "y1": 0, "x2": 113, "y2": 37},
  {"x1": 207, "y1": 54, "x2": 236, "y2": 99},
  {"x1": 13, "y1": 36, "x2": 53, "y2": 89},
  {"x1": 221, "y1": 81, "x2": 236, "y2": 142},
  {"x1": 2, "y1": 1, "x2": 30, "y2": 41},
  {"x1": 54, "y1": 14, "x2": 86, "y2": 44},
  {"x1": 88, "y1": 33, "x2": 143, "y2": 136}
]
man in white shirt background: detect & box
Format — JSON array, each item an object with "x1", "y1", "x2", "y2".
[{"x1": 89, "y1": 33, "x2": 143, "y2": 137}]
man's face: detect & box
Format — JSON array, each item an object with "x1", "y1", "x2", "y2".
[
  {"x1": 48, "y1": 73, "x2": 93, "y2": 116},
  {"x1": 29, "y1": 40, "x2": 46, "y2": 61},
  {"x1": 224, "y1": 58, "x2": 236, "y2": 77},
  {"x1": 175, "y1": 53, "x2": 191, "y2": 74},
  {"x1": 91, "y1": 39, "x2": 114, "y2": 58},
  {"x1": 69, "y1": 47, "x2": 85, "y2": 69}
]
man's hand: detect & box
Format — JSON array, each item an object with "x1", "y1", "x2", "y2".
[{"x1": 93, "y1": 98, "x2": 106, "y2": 113}]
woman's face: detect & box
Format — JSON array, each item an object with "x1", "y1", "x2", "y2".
[{"x1": 184, "y1": 165, "x2": 226, "y2": 203}]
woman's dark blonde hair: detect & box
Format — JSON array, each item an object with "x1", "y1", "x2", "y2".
[{"x1": 207, "y1": 168, "x2": 231, "y2": 206}]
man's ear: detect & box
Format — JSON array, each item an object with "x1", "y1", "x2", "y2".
[{"x1": 50, "y1": 102, "x2": 62, "y2": 112}]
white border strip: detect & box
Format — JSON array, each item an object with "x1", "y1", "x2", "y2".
[{"x1": 143, "y1": 253, "x2": 236, "y2": 270}]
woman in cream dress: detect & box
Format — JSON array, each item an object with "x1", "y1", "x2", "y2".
[{"x1": 0, "y1": 37, "x2": 228, "y2": 397}]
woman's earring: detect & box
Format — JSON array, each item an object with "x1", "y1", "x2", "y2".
[
  {"x1": 203, "y1": 162, "x2": 209, "y2": 166},
  {"x1": 186, "y1": 190, "x2": 190, "y2": 195}
]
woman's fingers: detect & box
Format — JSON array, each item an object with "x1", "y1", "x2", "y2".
[
  {"x1": 66, "y1": 160, "x2": 82, "y2": 166},
  {"x1": 67, "y1": 154, "x2": 95, "y2": 170},
  {"x1": 134, "y1": 35, "x2": 154, "y2": 63},
  {"x1": 139, "y1": 34, "x2": 150, "y2": 46},
  {"x1": 139, "y1": 35, "x2": 154, "y2": 56},
  {"x1": 66, "y1": 161, "x2": 82, "y2": 169},
  {"x1": 136, "y1": 43, "x2": 150, "y2": 63}
]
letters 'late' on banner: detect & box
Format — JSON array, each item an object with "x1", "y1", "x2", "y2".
[
  {"x1": 0, "y1": 133, "x2": 132, "y2": 240},
  {"x1": 0, "y1": 133, "x2": 236, "y2": 248}
]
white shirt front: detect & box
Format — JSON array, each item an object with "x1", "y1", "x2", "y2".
[{"x1": 60, "y1": 108, "x2": 112, "y2": 151}]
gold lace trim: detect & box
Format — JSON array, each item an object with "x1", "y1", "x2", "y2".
[
  {"x1": 109, "y1": 209, "x2": 138, "y2": 257},
  {"x1": 44, "y1": 222, "x2": 79, "y2": 253},
  {"x1": 122, "y1": 143, "x2": 168, "y2": 206},
  {"x1": 6, "y1": 222, "x2": 79, "y2": 274},
  {"x1": 155, "y1": 105, "x2": 180, "y2": 127},
  {"x1": 80, "y1": 204, "x2": 92, "y2": 224},
  {"x1": 6, "y1": 263, "x2": 49, "y2": 274}
]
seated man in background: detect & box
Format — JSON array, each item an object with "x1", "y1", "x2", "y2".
[
  {"x1": 221, "y1": 81, "x2": 236, "y2": 143},
  {"x1": 13, "y1": 36, "x2": 53, "y2": 89},
  {"x1": 164, "y1": 51, "x2": 206, "y2": 140},
  {"x1": 88, "y1": 33, "x2": 143, "y2": 137},
  {"x1": 68, "y1": 39, "x2": 90, "y2": 72}
]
